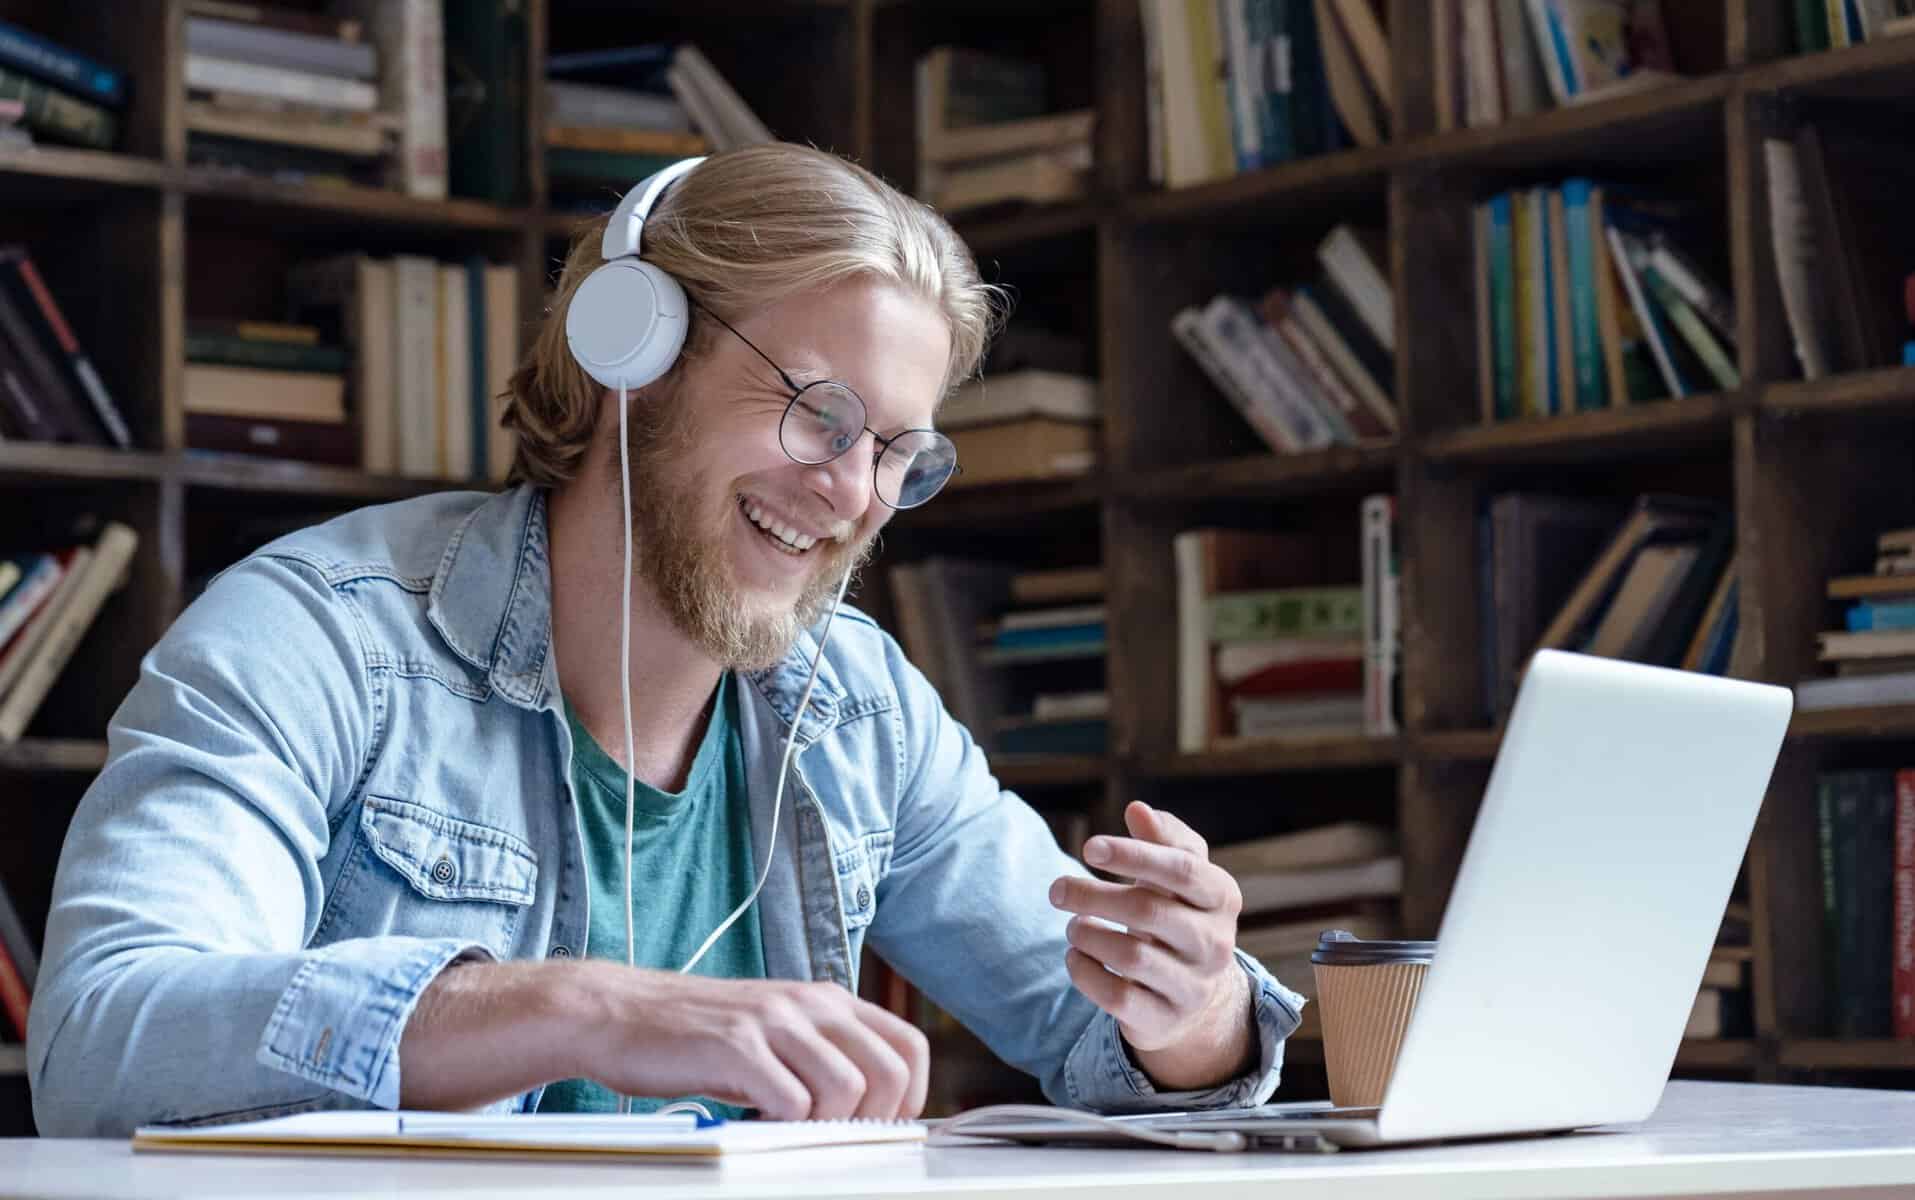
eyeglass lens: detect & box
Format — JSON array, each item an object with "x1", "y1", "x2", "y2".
[{"x1": 780, "y1": 383, "x2": 957, "y2": 509}]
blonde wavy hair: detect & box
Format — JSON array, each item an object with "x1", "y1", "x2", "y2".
[{"x1": 502, "y1": 143, "x2": 1005, "y2": 487}]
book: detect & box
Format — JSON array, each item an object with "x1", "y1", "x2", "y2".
[
  {"x1": 944, "y1": 418, "x2": 1095, "y2": 487},
  {"x1": 1530, "y1": 494, "x2": 1721, "y2": 658},
  {"x1": 1895, "y1": 770, "x2": 1914, "y2": 1038},
  {"x1": 1483, "y1": 493, "x2": 1626, "y2": 721},
  {"x1": 0, "y1": 266, "x2": 99, "y2": 445},
  {"x1": 0, "y1": 522, "x2": 139, "y2": 743},
  {"x1": 0, "y1": 62, "x2": 117, "y2": 148},
  {"x1": 445, "y1": 0, "x2": 527, "y2": 205},
  {"x1": 0, "y1": 17, "x2": 127, "y2": 109},
  {"x1": 1361, "y1": 493, "x2": 1399, "y2": 735},
  {"x1": 0, "y1": 248, "x2": 133, "y2": 447},
  {"x1": 187, "y1": 1, "x2": 365, "y2": 43},
  {"x1": 184, "y1": 363, "x2": 347, "y2": 424},
  {"x1": 1237, "y1": 855, "x2": 1404, "y2": 916},
  {"x1": 1818, "y1": 770, "x2": 1896, "y2": 1037},
  {"x1": 185, "y1": 54, "x2": 379, "y2": 111},
  {"x1": 185, "y1": 14, "x2": 377, "y2": 79},
  {"x1": 345, "y1": 0, "x2": 449, "y2": 198},
  {"x1": 1318, "y1": 225, "x2": 1394, "y2": 354},
  {"x1": 132, "y1": 1110, "x2": 927, "y2": 1159},
  {"x1": 1010, "y1": 567, "x2": 1105, "y2": 606},
  {"x1": 0, "y1": 872, "x2": 35, "y2": 991},
  {"x1": 1211, "y1": 821, "x2": 1398, "y2": 876},
  {"x1": 185, "y1": 413, "x2": 359, "y2": 466}
]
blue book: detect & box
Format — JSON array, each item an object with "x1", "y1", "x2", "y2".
[
  {"x1": 1560, "y1": 179, "x2": 1607, "y2": 412},
  {"x1": 1536, "y1": 189, "x2": 1560, "y2": 415},
  {"x1": 0, "y1": 19, "x2": 125, "y2": 109},
  {"x1": 545, "y1": 42, "x2": 673, "y2": 91},
  {"x1": 993, "y1": 623, "x2": 1107, "y2": 651},
  {"x1": 1486, "y1": 193, "x2": 1518, "y2": 421},
  {"x1": 1846, "y1": 600, "x2": 1915, "y2": 632}
]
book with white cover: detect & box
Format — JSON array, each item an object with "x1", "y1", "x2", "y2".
[{"x1": 133, "y1": 1110, "x2": 925, "y2": 1159}]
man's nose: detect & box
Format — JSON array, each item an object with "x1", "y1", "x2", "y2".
[{"x1": 810, "y1": 438, "x2": 876, "y2": 517}]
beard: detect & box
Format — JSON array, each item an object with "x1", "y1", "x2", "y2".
[{"x1": 619, "y1": 391, "x2": 876, "y2": 671}]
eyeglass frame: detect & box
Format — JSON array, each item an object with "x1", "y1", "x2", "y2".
[{"x1": 693, "y1": 303, "x2": 961, "y2": 509}]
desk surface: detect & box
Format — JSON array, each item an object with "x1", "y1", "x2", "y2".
[{"x1": 6, "y1": 1081, "x2": 1915, "y2": 1200}]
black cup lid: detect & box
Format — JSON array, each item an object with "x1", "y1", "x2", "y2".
[{"x1": 1310, "y1": 929, "x2": 1437, "y2": 966}]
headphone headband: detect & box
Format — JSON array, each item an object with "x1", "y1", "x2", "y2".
[{"x1": 600, "y1": 155, "x2": 707, "y2": 262}]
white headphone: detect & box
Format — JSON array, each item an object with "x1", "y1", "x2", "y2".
[{"x1": 564, "y1": 155, "x2": 706, "y2": 392}]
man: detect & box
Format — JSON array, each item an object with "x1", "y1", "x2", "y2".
[{"x1": 29, "y1": 145, "x2": 1303, "y2": 1135}]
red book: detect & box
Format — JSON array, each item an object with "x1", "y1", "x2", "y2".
[
  {"x1": 1895, "y1": 770, "x2": 1915, "y2": 1038},
  {"x1": 0, "y1": 935, "x2": 27, "y2": 1041},
  {"x1": 1225, "y1": 657, "x2": 1364, "y2": 698}
]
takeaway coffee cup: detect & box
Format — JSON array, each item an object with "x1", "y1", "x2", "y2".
[{"x1": 1311, "y1": 930, "x2": 1437, "y2": 1108}]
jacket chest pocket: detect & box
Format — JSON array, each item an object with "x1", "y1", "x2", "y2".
[
  {"x1": 832, "y1": 830, "x2": 892, "y2": 934},
  {"x1": 315, "y1": 793, "x2": 538, "y2": 958}
]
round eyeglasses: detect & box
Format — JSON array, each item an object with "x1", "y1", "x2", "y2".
[
  {"x1": 696, "y1": 303, "x2": 960, "y2": 509},
  {"x1": 779, "y1": 383, "x2": 958, "y2": 510}
]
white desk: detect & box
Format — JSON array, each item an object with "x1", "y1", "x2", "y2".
[{"x1": 4, "y1": 1081, "x2": 1914, "y2": 1199}]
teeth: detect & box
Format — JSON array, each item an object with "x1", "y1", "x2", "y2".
[{"x1": 740, "y1": 497, "x2": 813, "y2": 553}]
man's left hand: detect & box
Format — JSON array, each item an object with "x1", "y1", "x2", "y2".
[{"x1": 1048, "y1": 801, "x2": 1255, "y2": 1089}]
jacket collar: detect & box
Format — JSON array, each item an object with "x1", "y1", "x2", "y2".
[{"x1": 426, "y1": 484, "x2": 846, "y2": 739}]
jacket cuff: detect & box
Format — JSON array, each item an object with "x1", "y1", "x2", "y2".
[
  {"x1": 256, "y1": 937, "x2": 494, "y2": 1110},
  {"x1": 1062, "y1": 949, "x2": 1305, "y2": 1112}
]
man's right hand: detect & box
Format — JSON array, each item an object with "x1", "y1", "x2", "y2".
[{"x1": 399, "y1": 958, "x2": 930, "y2": 1120}]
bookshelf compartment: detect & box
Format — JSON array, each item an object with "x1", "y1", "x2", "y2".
[
  {"x1": 870, "y1": 0, "x2": 1094, "y2": 220},
  {"x1": 0, "y1": 477, "x2": 171, "y2": 742},
  {"x1": 0, "y1": 1, "x2": 170, "y2": 162},
  {"x1": 2, "y1": 189, "x2": 171, "y2": 452},
  {"x1": 1103, "y1": 193, "x2": 1395, "y2": 475}
]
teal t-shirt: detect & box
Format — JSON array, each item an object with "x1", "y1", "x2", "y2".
[{"x1": 538, "y1": 674, "x2": 766, "y2": 1115}]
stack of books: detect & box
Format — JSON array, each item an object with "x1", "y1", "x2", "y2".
[
  {"x1": 1221, "y1": 820, "x2": 1404, "y2": 1036},
  {"x1": 284, "y1": 253, "x2": 519, "y2": 482},
  {"x1": 0, "y1": 517, "x2": 140, "y2": 745},
  {"x1": 0, "y1": 244, "x2": 132, "y2": 448},
  {"x1": 1797, "y1": 528, "x2": 1915, "y2": 712},
  {"x1": 887, "y1": 561, "x2": 1107, "y2": 757},
  {"x1": 1140, "y1": 0, "x2": 1368, "y2": 190},
  {"x1": 1810, "y1": 769, "x2": 1914, "y2": 1039},
  {"x1": 544, "y1": 43, "x2": 767, "y2": 213},
  {"x1": 941, "y1": 368, "x2": 1098, "y2": 489},
  {"x1": 1794, "y1": 0, "x2": 1915, "y2": 51},
  {"x1": 914, "y1": 46, "x2": 1092, "y2": 216},
  {"x1": 183, "y1": 1, "x2": 397, "y2": 189},
  {"x1": 1476, "y1": 180, "x2": 1734, "y2": 423},
  {"x1": 0, "y1": 16, "x2": 125, "y2": 150},
  {"x1": 1174, "y1": 518, "x2": 1395, "y2": 753},
  {"x1": 1174, "y1": 224, "x2": 1397, "y2": 456},
  {"x1": 1480, "y1": 493, "x2": 1736, "y2": 724},
  {"x1": 1761, "y1": 99, "x2": 1915, "y2": 383},
  {"x1": 1433, "y1": 0, "x2": 1680, "y2": 133}
]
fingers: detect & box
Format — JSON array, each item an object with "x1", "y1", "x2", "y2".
[
  {"x1": 1050, "y1": 874, "x2": 1212, "y2": 961},
  {"x1": 1064, "y1": 915, "x2": 1208, "y2": 1012},
  {"x1": 1125, "y1": 801, "x2": 1207, "y2": 858},
  {"x1": 1084, "y1": 834, "x2": 1237, "y2": 911},
  {"x1": 761, "y1": 984, "x2": 928, "y2": 1121},
  {"x1": 1064, "y1": 947, "x2": 1181, "y2": 1050}
]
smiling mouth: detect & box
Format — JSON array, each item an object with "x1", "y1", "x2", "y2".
[{"x1": 738, "y1": 496, "x2": 821, "y2": 557}]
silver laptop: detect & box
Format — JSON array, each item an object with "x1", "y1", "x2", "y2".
[{"x1": 953, "y1": 650, "x2": 1792, "y2": 1150}]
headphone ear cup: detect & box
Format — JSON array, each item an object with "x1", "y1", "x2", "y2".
[{"x1": 564, "y1": 259, "x2": 690, "y2": 391}]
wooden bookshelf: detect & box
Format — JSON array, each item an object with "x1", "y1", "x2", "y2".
[{"x1": 6, "y1": 0, "x2": 1915, "y2": 1134}]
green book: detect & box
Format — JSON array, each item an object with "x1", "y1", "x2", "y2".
[
  {"x1": 544, "y1": 147, "x2": 681, "y2": 186},
  {"x1": 1642, "y1": 267, "x2": 1739, "y2": 392},
  {"x1": 0, "y1": 62, "x2": 116, "y2": 149},
  {"x1": 1208, "y1": 587, "x2": 1364, "y2": 643}
]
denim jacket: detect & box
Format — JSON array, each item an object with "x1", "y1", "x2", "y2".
[{"x1": 29, "y1": 485, "x2": 1304, "y2": 1136}]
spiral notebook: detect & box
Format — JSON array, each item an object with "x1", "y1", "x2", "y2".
[{"x1": 132, "y1": 1110, "x2": 926, "y2": 1161}]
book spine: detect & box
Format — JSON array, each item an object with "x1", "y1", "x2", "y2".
[
  {"x1": 0, "y1": 270, "x2": 95, "y2": 443},
  {"x1": 1819, "y1": 775, "x2": 1842, "y2": 1034},
  {"x1": 1513, "y1": 188, "x2": 1544, "y2": 416},
  {"x1": 1895, "y1": 770, "x2": 1915, "y2": 1038},
  {"x1": 1209, "y1": 587, "x2": 1365, "y2": 641},
  {"x1": 7, "y1": 254, "x2": 132, "y2": 446},
  {"x1": 1642, "y1": 268, "x2": 1740, "y2": 392},
  {"x1": 0, "y1": 873, "x2": 36, "y2": 990},
  {"x1": 1219, "y1": 300, "x2": 1340, "y2": 448},
  {"x1": 1361, "y1": 493, "x2": 1398, "y2": 735},
  {"x1": 1259, "y1": 0, "x2": 1294, "y2": 164},
  {"x1": 1487, "y1": 192, "x2": 1518, "y2": 420},
  {"x1": 1605, "y1": 224, "x2": 1689, "y2": 398},
  {"x1": 184, "y1": 54, "x2": 379, "y2": 111},
  {"x1": 0, "y1": 63, "x2": 117, "y2": 148},
  {"x1": 185, "y1": 333, "x2": 349, "y2": 373},
  {"x1": 1174, "y1": 532, "x2": 1212, "y2": 753},
  {"x1": 0, "y1": 935, "x2": 27, "y2": 1040},
  {"x1": 1561, "y1": 179, "x2": 1606, "y2": 411},
  {"x1": 1171, "y1": 307, "x2": 1297, "y2": 453},
  {"x1": 0, "y1": 554, "x2": 59, "y2": 647},
  {"x1": 0, "y1": 327, "x2": 59, "y2": 441},
  {"x1": 1220, "y1": 0, "x2": 1261, "y2": 171},
  {"x1": 0, "y1": 525, "x2": 138, "y2": 743},
  {"x1": 0, "y1": 18, "x2": 126, "y2": 108},
  {"x1": 466, "y1": 256, "x2": 488, "y2": 482}
]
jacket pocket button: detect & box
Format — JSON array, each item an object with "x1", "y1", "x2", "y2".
[
  {"x1": 855, "y1": 884, "x2": 871, "y2": 911},
  {"x1": 549, "y1": 945, "x2": 572, "y2": 958},
  {"x1": 431, "y1": 857, "x2": 457, "y2": 885}
]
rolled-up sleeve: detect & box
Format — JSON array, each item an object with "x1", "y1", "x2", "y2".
[
  {"x1": 28, "y1": 555, "x2": 485, "y2": 1136},
  {"x1": 865, "y1": 631, "x2": 1302, "y2": 1114}
]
